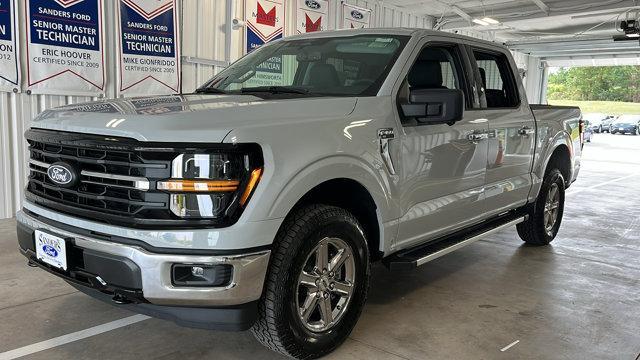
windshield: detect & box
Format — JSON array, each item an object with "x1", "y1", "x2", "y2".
[
  {"x1": 198, "y1": 35, "x2": 409, "y2": 97},
  {"x1": 617, "y1": 115, "x2": 640, "y2": 124}
]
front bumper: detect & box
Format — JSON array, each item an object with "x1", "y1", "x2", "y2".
[{"x1": 16, "y1": 210, "x2": 271, "y2": 330}]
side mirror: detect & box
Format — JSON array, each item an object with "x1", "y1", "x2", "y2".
[{"x1": 401, "y1": 89, "x2": 464, "y2": 125}]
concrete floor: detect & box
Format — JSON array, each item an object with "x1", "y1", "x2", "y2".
[{"x1": 1, "y1": 133, "x2": 639, "y2": 360}]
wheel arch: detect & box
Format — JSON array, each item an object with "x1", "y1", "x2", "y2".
[
  {"x1": 265, "y1": 157, "x2": 397, "y2": 261},
  {"x1": 545, "y1": 143, "x2": 572, "y2": 185}
]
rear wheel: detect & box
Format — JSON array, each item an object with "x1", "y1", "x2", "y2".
[
  {"x1": 517, "y1": 168, "x2": 565, "y2": 246},
  {"x1": 252, "y1": 204, "x2": 370, "y2": 359}
]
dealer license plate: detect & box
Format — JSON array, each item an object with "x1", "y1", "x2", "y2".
[{"x1": 35, "y1": 230, "x2": 68, "y2": 271}]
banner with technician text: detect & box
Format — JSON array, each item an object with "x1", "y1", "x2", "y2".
[
  {"x1": 25, "y1": 0, "x2": 105, "y2": 95},
  {"x1": 342, "y1": 2, "x2": 371, "y2": 29},
  {"x1": 245, "y1": 0, "x2": 285, "y2": 54},
  {"x1": 0, "y1": 0, "x2": 19, "y2": 92},
  {"x1": 118, "y1": 0, "x2": 180, "y2": 96},
  {"x1": 296, "y1": 0, "x2": 329, "y2": 34}
]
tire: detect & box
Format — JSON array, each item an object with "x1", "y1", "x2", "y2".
[
  {"x1": 252, "y1": 204, "x2": 370, "y2": 359},
  {"x1": 517, "y1": 168, "x2": 565, "y2": 246}
]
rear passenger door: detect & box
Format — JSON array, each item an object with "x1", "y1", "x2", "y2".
[{"x1": 468, "y1": 46, "x2": 535, "y2": 216}]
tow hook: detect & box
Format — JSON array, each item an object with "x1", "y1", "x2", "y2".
[{"x1": 112, "y1": 293, "x2": 132, "y2": 305}]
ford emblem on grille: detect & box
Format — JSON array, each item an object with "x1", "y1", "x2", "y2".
[
  {"x1": 47, "y1": 163, "x2": 76, "y2": 187},
  {"x1": 305, "y1": 0, "x2": 320, "y2": 9}
]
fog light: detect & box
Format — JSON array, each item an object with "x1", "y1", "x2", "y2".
[{"x1": 171, "y1": 264, "x2": 232, "y2": 287}]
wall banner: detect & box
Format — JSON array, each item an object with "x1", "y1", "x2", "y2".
[
  {"x1": 342, "y1": 2, "x2": 371, "y2": 29},
  {"x1": 25, "y1": 0, "x2": 105, "y2": 95},
  {"x1": 244, "y1": 0, "x2": 285, "y2": 54},
  {"x1": 0, "y1": 0, "x2": 19, "y2": 92},
  {"x1": 118, "y1": 0, "x2": 180, "y2": 96},
  {"x1": 296, "y1": 0, "x2": 329, "y2": 34}
]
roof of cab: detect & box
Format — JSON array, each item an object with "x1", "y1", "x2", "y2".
[{"x1": 283, "y1": 28, "x2": 507, "y2": 50}]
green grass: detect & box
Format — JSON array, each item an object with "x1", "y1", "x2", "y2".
[{"x1": 547, "y1": 100, "x2": 640, "y2": 115}]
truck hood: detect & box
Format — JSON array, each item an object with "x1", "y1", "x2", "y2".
[{"x1": 32, "y1": 94, "x2": 358, "y2": 142}]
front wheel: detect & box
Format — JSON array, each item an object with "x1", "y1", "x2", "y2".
[
  {"x1": 517, "y1": 169, "x2": 565, "y2": 246},
  {"x1": 252, "y1": 204, "x2": 370, "y2": 359}
]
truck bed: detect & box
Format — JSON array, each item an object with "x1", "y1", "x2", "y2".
[{"x1": 530, "y1": 104, "x2": 581, "y2": 125}]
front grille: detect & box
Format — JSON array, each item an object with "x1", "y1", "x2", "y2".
[
  {"x1": 25, "y1": 129, "x2": 176, "y2": 227},
  {"x1": 25, "y1": 129, "x2": 262, "y2": 228}
]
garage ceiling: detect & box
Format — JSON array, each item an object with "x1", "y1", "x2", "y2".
[{"x1": 385, "y1": 0, "x2": 640, "y2": 65}]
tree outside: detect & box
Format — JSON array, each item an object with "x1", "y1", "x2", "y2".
[{"x1": 547, "y1": 66, "x2": 640, "y2": 115}]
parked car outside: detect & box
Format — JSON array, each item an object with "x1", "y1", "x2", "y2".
[
  {"x1": 610, "y1": 115, "x2": 640, "y2": 135},
  {"x1": 582, "y1": 113, "x2": 613, "y2": 133},
  {"x1": 583, "y1": 120, "x2": 594, "y2": 142},
  {"x1": 602, "y1": 115, "x2": 617, "y2": 133}
]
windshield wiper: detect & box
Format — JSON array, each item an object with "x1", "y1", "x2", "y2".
[
  {"x1": 195, "y1": 87, "x2": 229, "y2": 94},
  {"x1": 240, "y1": 86, "x2": 310, "y2": 95}
]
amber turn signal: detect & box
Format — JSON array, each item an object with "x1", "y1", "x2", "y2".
[
  {"x1": 157, "y1": 179, "x2": 240, "y2": 192},
  {"x1": 240, "y1": 168, "x2": 263, "y2": 206}
]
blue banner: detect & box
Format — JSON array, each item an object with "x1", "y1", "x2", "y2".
[
  {"x1": 120, "y1": 1, "x2": 175, "y2": 58},
  {"x1": 246, "y1": 26, "x2": 282, "y2": 54},
  {"x1": 0, "y1": 0, "x2": 12, "y2": 41},
  {"x1": 28, "y1": 0, "x2": 100, "y2": 52}
]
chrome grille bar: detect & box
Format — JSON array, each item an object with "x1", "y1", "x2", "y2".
[{"x1": 28, "y1": 160, "x2": 150, "y2": 191}]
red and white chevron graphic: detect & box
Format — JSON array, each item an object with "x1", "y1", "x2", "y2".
[
  {"x1": 121, "y1": 0, "x2": 173, "y2": 21},
  {"x1": 54, "y1": 0, "x2": 85, "y2": 8}
]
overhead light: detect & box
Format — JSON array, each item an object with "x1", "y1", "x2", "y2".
[
  {"x1": 472, "y1": 18, "x2": 490, "y2": 26},
  {"x1": 481, "y1": 17, "x2": 500, "y2": 24},
  {"x1": 626, "y1": 33, "x2": 640, "y2": 38}
]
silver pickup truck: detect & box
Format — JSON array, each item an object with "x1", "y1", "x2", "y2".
[{"x1": 17, "y1": 28, "x2": 581, "y2": 359}]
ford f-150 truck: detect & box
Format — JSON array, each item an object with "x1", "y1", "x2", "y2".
[{"x1": 17, "y1": 28, "x2": 581, "y2": 359}]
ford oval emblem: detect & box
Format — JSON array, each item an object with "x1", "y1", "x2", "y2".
[
  {"x1": 42, "y1": 244, "x2": 59, "y2": 257},
  {"x1": 305, "y1": 0, "x2": 320, "y2": 9},
  {"x1": 47, "y1": 163, "x2": 76, "y2": 187},
  {"x1": 351, "y1": 10, "x2": 363, "y2": 19}
]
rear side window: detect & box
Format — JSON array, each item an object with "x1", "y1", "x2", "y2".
[{"x1": 473, "y1": 50, "x2": 519, "y2": 108}]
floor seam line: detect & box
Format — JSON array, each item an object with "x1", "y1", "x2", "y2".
[
  {"x1": 0, "y1": 291, "x2": 79, "y2": 312},
  {"x1": 348, "y1": 337, "x2": 415, "y2": 360}
]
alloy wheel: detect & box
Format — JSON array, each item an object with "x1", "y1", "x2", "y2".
[
  {"x1": 296, "y1": 237, "x2": 355, "y2": 333},
  {"x1": 544, "y1": 183, "x2": 560, "y2": 236}
]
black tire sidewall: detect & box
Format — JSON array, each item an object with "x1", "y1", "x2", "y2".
[
  {"x1": 260, "y1": 206, "x2": 370, "y2": 358},
  {"x1": 534, "y1": 169, "x2": 565, "y2": 243},
  {"x1": 285, "y1": 221, "x2": 369, "y2": 352}
]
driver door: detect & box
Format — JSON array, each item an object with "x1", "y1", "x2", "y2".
[{"x1": 393, "y1": 41, "x2": 489, "y2": 251}]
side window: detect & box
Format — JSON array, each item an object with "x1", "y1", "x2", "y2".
[
  {"x1": 397, "y1": 45, "x2": 469, "y2": 126},
  {"x1": 407, "y1": 46, "x2": 463, "y2": 91},
  {"x1": 473, "y1": 50, "x2": 519, "y2": 108}
]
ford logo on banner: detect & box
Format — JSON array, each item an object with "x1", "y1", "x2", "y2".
[
  {"x1": 47, "y1": 163, "x2": 76, "y2": 187},
  {"x1": 42, "y1": 244, "x2": 59, "y2": 258},
  {"x1": 351, "y1": 10, "x2": 364, "y2": 19},
  {"x1": 305, "y1": 0, "x2": 321, "y2": 9}
]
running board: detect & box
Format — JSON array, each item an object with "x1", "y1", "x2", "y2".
[{"x1": 383, "y1": 214, "x2": 527, "y2": 271}]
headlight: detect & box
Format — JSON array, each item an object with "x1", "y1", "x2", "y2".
[{"x1": 157, "y1": 151, "x2": 263, "y2": 219}]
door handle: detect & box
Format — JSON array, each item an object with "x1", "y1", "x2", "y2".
[{"x1": 518, "y1": 126, "x2": 533, "y2": 136}]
